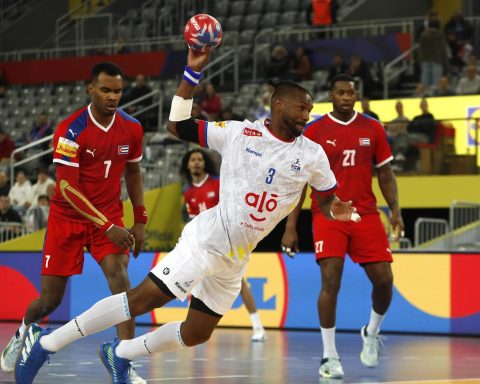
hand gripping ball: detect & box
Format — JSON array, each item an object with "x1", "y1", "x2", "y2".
[{"x1": 184, "y1": 14, "x2": 223, "y2": 51}]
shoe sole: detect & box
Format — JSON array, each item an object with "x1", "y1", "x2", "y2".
[
  {"x1": 12, "y1": 324, "x2": 33, "y2": 379},
  {"x1": 319, "y1": 371, "x2": 344, "y2": 379},
  {"x1": 97, "y1": 346, "x2": 115, "y2": 383},
  {"x1": 360, "y1": 351, "x2": 378, "y2": 368}
]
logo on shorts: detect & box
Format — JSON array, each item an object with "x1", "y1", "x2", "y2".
[
  {"x1": 163, "y1": 267, "x2": 170, "y2": 275},
  {"x1": 184, "y1": 280, "x2": 194, "y2": 288},
  {"x1": 175, "y1": 281, "x2": 187, "y2": 294}
]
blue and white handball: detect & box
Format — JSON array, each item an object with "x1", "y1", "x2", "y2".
[{"x1": 184, "y1": 14, "x2": 223, "y2": 51}]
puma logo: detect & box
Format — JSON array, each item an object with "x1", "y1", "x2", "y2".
[
  {"x1": 326, "y1": 139, "x2": 336, "y2": 147},
  {"x1": 68, "y1": 129, "x2": 76, "y2": 137},
  {"x1": 86, "y1": 149, "x2": 96, "y2": 157}
]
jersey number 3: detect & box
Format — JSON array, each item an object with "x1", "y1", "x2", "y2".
[
  {"x1": 265, "y1": 168, "x2": 276, "y2": 184},
  {"x1": 342, "y1": 149, "x2": 356, "y2": 167}
]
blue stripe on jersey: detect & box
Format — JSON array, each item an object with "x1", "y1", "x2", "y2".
[
  {"x1": 361, "y1": 112, "x2": 380, "y2": 122},
  {"x1": 62, "y1": 110, "x2": 88, "y2": 162},
  {"x1": 303, "y1": 114, "x2": 326, "y2": 134},
  {"x1": 117, "y1": 108, "x2": 142, "y2": 126},
  {"x1": 204, "y1": 122, "x2": 209, "y2": 148}
]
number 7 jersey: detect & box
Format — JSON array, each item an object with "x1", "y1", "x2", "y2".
[
  {"x1": 50, "y1": 104, "x2": 143, "y2": 222},
  {"x1": 185, "y1": 118, "x2": 337, "y2": 263}
]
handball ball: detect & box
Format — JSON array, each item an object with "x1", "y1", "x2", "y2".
[{"x1": 184, "y1": 14, "x2": 223, "y2": 51}]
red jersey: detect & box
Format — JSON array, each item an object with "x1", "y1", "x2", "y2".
[
  {"x1": 50, "y1": 104, "x2": 143, "y2": 222},
  {"x1": 304, "y1": 112, "x2": 392, "y2": 215},
  {"x1": 183, "y1": 174, "x2": 219, "y2": 219}
]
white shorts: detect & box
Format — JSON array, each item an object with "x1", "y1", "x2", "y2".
[{"x1": 150, "y1": 234, "x2": 246, "y2": 316}]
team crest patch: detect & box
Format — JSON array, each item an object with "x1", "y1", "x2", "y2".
[
  {"x1": 243, "y1": 128, "x2": 262, "y2": 137},
  {"x1": 118, "y1": 145, "x2": 129, "y2": 154},
  {"x1": 56, "y1": 137, "x2": 79, "y2": 157},
  {"x1": 215, "y1": 121, "x2": 226, "y2": 128},
  {"x1": 359, "y1": 138, "x2": 371, "y2": 146},
  {"x1": 291, "y1": 158, "x2": 301, "y2": 172}
]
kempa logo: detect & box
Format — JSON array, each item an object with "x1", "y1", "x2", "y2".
[
  {"x1": 175, "y1": 281, "x2": 187, "y2": 294},
  {"x1": 246, "y1": 147, "x2": 262, "y2": 157}
]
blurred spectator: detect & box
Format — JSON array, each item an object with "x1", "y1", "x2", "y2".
[
  {"x1": 220, "y1": 107, "x2": 243, "y2": 121},
  {"x1": 361, "y1": 97, "x2": 380, "y2": 120},
  {"x1": 115, "y1": 37, "x2": 133, "y2": 54},
  {"x1": 191, "y1": 101, "x2": 210, "y2": 121},
  {"x1": 291, "y1": 47, "x2": 312, "y2": 81},
  {"x1": 200, "y1": 83, "x2": 222, "y2": 120},
  {"x1": 327, "y1": 53, "x2": 348, "y2": 84},
  {"x1": 387, "y1": 101, "x2": 416, "y2": 171},
  {"x1": 0, "y1": 69, "x2": 7, "y2": 98},
  {"x1": 307, "y1": 0, "x2": 339, "y2": 26},
  {"x1": 408, "y1": 98, "x2": 436, "y2": 144},
  {"x1": 0, "y1": 170, "x2": 9, "y2": 196},
  {"x1": 455, "y1": 64, "x2": 480, "y2": 95},
  {"x1": 444, "y1": 10, "x2": 473, "y2": 46},
  {"x1": 347, "y1": 54, "x2": 374, "y2": 97},
  {"x1": 418, "y1": 20, "x2": 449, "y2": 90},
  {"x1": 433, "y1": 76, "x2": 456, "y2": 97},
  {"x1": 0, "y1": 128, "x2": 15, "y2": 165},
  {"x1": 29, "y1": 168, "x2": 55, "y2": 206},
  {"x1": 25, "y1": 194, "x2": 50, "y2": 232},
  {"x1": 0, "y1": 194, "x2": 23, "y2": 241},
  {"x1": 251, "y1": 91, "x2": 271, "y2": 123},
  {"x1": 412, "y1": 82, "x2": 429, "y2": 98},
  {"x1": 418, "y1": 10, "x2": 442, "y2": 37},
  {"x1": 8, "y1": 169, "x2": 32, "y2": 216},
  {"x1": 265, "y1": 45, "x2": 291, "y2": 80},
  {"x1": 120, "y1": 77, "x2": 134, "y2": 105},
  {"x1": 125, "y1": 74, "x2": 155, "y2": 130},
  {"x1": 29, "y1": 112, "x2": 54, "y2": 145}
]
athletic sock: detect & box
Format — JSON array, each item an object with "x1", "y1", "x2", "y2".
[
  {"x1": 17, "y1": 319, "x2": 27, "y2": 339},
  {"x1": 116, "y1": 321, "x2": 186, "y2": 360},
  {"x1": 366, "y1": 309, "x2": 384, "y2": 336},
  {"x1": 249, "y1": 312, "x2": 264, "y2": 330},
  {"x1": 321, "y1": 326, "x2": 339, "y2": 359},
  {"x1": 40, "y1": 293, "x2": 131, "y2": 352}
]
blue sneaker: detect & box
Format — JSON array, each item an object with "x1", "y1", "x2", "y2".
[
  {"x1": 14, "y1": 324, "x2": 54, "y2": 384},
  {"x1": 98, "y1": 339, "x2": 133, "y2": 384}
]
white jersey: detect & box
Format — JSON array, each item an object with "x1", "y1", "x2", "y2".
[{"x1": 182, "y1": 119, "x2": 337, "y2": 264}]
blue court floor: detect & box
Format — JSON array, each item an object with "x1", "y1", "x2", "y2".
[{"x1": 1, "y1": 323, "x2": 479, "y2": 384}]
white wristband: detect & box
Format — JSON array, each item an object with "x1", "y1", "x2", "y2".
[{"x1": 169, "y1": 95, "x2": 193, "y2": 121}]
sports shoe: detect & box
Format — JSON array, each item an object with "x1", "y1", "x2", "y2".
[
  {"x1": 129, "y1": 363, "x2": 147, "y2": 384},
  {"x1": 14, "y1": 324, "x2": 54, "y2": 384},
  {"x1": 251, "y1": 328, "x2": 267, "y2": 342},
  {"x1": 360, "y1": 325, "x2": 384, "y2": 368},
  {"x1": 98, "y1": 339, "x2": 133, "y2": 384},
  {"x1": 319, "y1": 357, "x2": 344, "y2": 379},
  {"x1": 1, "y1": 331, "x2": 23, "y2": 372}
]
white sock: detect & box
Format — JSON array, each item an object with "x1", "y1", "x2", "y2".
[
  {"x1": 249, "y1": 312, "x2": 264, "y2": 330},
  {"x1": 18, "y1": 319, "x2": 27, "y2": 338},
  {"x1": 321, "y1": 326, "x2": 339, "y2": 359},
  {"x1": 366, "y1": 309, "x2": 384, "y2": 335},
  {"x1": 116, "y1": 321, "x2": 186, "y2": 360},
  {"x1": 40, "y1": 293, "x2": 131, "y2": 352}
]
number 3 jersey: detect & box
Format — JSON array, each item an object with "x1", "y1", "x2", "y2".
[
  {"x1": 50, "y1": 104, "x2": 143, "y2": 222},
  {"x1": 304, "y1": 112, "x2": 393, "y2": 216},
  {"x1": 184, "y1": 119, "x2": 337, "y2": 263}
]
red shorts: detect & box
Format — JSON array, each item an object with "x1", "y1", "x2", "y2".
[
  {"x1": 42, "y1": 214, "x2": 129, "y2": 276},
  {"x1": 312, "y1": 212, "x2": 393, "y2": 264}
]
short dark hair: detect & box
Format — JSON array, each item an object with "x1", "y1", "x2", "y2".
[
  {"x1": 91, "y1": 62, "x2": 123, "y2": 82},
  {"x1": 329, "y1": 74, "x2": 357, "y2": 90},
  {"x1": 180, "y1": 149, "x2": 218, "y2": 184},
  {"x1": 270, "y1": 80, "x2": 312, "y2": 101}
]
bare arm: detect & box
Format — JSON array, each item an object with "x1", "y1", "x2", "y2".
[
  {"x1": 377, "y1": 162, "x2": 404, "y2": 239},
  {"x1": 281, "y1": 184, "x2": 307, "y2": 257},
  {"x1": 124, "y1": 161, "x2": 146, "y2": 257}
]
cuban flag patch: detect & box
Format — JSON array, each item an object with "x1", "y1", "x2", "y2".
[
  {"x1": 118, "y1": 145, "x2": 129, "y2": 155},
  {"x1": 359, "y1": 138, "x2": 371, "y2": 146}
]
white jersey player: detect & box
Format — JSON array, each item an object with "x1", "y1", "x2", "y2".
[{"x1": 14, "y1": 48, "x2": 359, "y2": 384}]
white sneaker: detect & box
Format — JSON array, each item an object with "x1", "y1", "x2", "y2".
[
  {"x1": 360, "y1": 325, "x2": 384, "y2": 368},
  {"x1": 319, "y1": 357, "x2": 344, "y2": 378},
  {"x1": 1, "y1": 332, "x2": 22, "y2": 372},
  {"x1": 129, "y1": 362, "x2": 147, "y2": 383},
  {"x1": 251, "y1": 328, "x2": 266, "y2": 342}
]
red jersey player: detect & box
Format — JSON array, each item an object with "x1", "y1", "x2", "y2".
[
  {"x1": 180, "y1": 148, "x2": 267, "y2": 341},
  {"x1": 282, "y1": 74, "x2": 404, "y2": 379},
  {"x1": 1, "y1": 62, "x2": 147, "y2": 383}
]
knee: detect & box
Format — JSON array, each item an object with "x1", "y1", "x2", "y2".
[
  {"x1": 373, "y1": 273, "x2": 393, "y2": 291},
  {"x1": 105, "y1": 268, "x2": 130, "y2": 290},
  {"x1": 321, "y1": 275, "x2": 341, "y2": 295},
  {"x1": 181, "y1": 326, "x2": 213, "y2": 347}
]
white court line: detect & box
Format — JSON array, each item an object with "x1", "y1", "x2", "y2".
[
  {"x1": 351, "y1": 378, "x2": 480, "y2": 384},
  {"x1": 77, "y1": 362, "x2": 94, "y2": 365},
  {"x1": 147, "y1": 375, "x2": 254, "y2": 382}
]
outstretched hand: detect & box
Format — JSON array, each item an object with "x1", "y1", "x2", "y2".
[
  {"x1": 330, "y1": 199, "x2": 361, "y2": 222},
  {"x1": 187, "y1": 47, "x2": 213, "y2": 72}
]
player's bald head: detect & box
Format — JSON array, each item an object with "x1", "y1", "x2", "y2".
[
  {"x1": 271, "y1": 80, "x2": 312, "y2": 104},
  {"x1": 91, "y1": 61, "x2": 123, "y2": 83}
]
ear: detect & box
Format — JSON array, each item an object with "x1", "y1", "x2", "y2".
[{"x1": 87, "y1": 83, "x2": 94, "y2": 95}]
